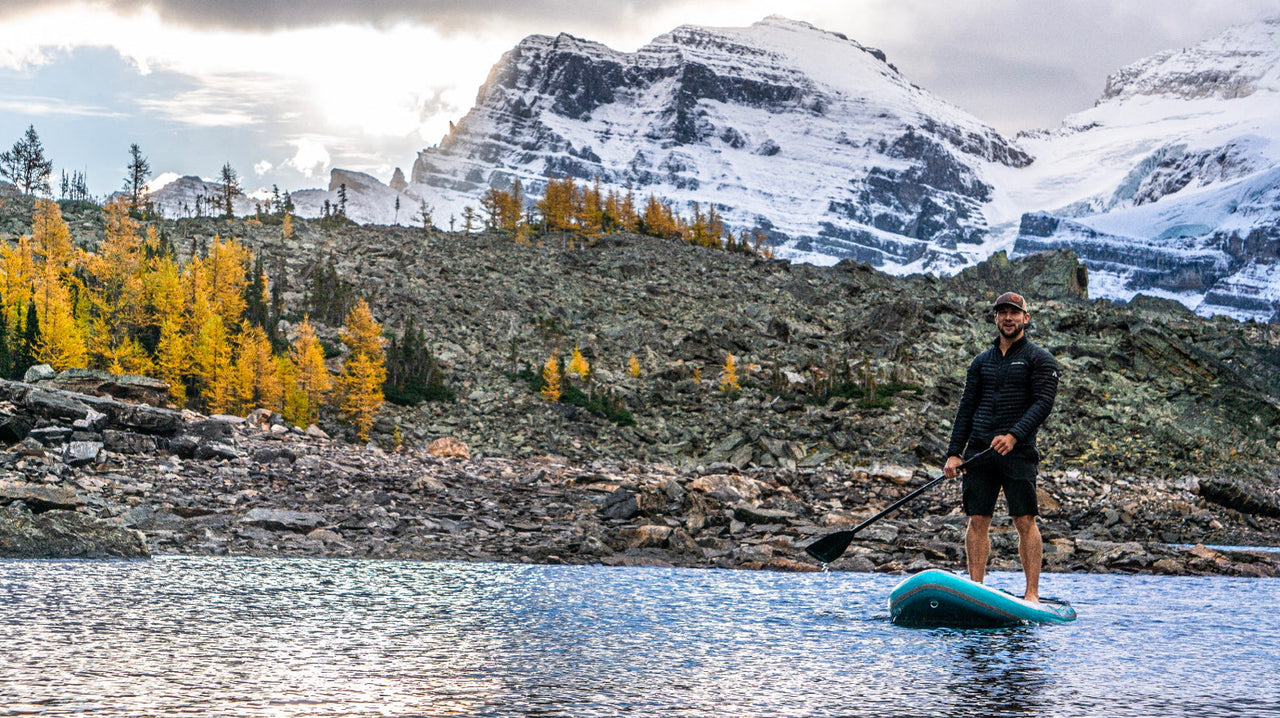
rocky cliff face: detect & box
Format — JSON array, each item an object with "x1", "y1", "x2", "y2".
[{"x1": 408, "y1": 16, "x2": 1028, "y2": 270}]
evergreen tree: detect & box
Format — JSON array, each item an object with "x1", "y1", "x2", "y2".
[
  {"x1": 384, "y1": 316, "x2": 452, "y2": 405},
  {"x1": 304, "y1": 255, "x2": 354, "y2": 326},
  {"x1": 123, "y1": 143, "x2": 151, "y2": 216},
  {"x1": 14, "y1": 298, "x2": 40, "y2": 379},
  {"x1": 0, "y1": 292, "x2": 11, "y2": 380},
  {"x1": 244, "y1": 254, "x2": 269, "y2": 331},
  {"x1": 268, "y1": 256, "x2": 287, "y2": 346},
  {"x1": 0, "y1": 125, "x2": 53, "y2": 196},
  {"x1": 218, "y1": 162, "x2": 241, "y2": 218}
]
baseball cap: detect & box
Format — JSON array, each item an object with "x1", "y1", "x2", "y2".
[{"x1": 993, "y1": 291, "x2": 1028, "y2": 312}]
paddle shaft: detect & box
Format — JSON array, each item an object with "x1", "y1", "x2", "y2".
[{"x1": 805, "y1": 447, "x2": 994, "y2": 564}]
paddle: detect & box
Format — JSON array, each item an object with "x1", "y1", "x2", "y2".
[{"x1": 804, "y1": 447, "x2": 994, "y2": 564}]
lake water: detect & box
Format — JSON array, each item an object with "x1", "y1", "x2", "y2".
[{"x1": 2, "y1": 556, "x2": 1277, "y2": 717}]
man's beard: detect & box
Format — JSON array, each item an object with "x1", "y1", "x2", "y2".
[{"x1": 998, "y1": 323, "x2": 1024, "y2": 340}]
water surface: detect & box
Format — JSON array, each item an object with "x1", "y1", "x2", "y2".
[{"x1": 2, "y1": 557, "x2": 1277, "y2": 717}]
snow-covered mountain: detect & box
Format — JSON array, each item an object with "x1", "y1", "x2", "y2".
[
  {"x1": 144, "y1": 169, "x2": 414, "y2": 226},
  {"x1": 1005, "y1": 17, "x2": 1280, "y2": 321},
  {"x1": 408, "y1": 16, "x2": 1031, "y2": 271},
  {"x1": 143, "y1": 15, "x2": 1280, "y2": 322}
]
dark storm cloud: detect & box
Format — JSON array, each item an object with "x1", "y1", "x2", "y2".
[{"x1": 0, "y1": 0, "x2": 683, "y2": 33}]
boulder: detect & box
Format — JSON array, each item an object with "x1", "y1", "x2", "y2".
[
  {"x1": 0, "y1": 482, "x2": 83, "y2": 511},
  {"x1": 0, "y1": 409, "x2": 33, "y2": 443},
  {"x1": 23, "y1": 364, "x2": 56, "y2": 383},
  {"x1": 44, "y1": 368, "x2": 171, "y2": 406},
  {"x1": 62, "y1": 441, "x2": 103, "y2": 467},
  {"x1": 600, "y1": 487, "x2": 640, "y2": 520},
  {"x1": 241, "y1": 508, "x2": 328, "y2": 532},
  {"x1": 1198, "y1": 478, "x2": 1280, "y2": 517},
  {"x1": 0, "y1": 502, "x2": 149, "y2": 558},
  {"x1": 428, "y1": 437, "x2": 471, "y2": 459}
]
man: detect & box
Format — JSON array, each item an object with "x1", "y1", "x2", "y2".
[{"x1": 944, "y1": 291, "x2": 1059, "y2": 602}]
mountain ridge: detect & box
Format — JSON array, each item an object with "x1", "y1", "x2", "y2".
[{"x1": 142, "y1": 14, "x2": 1280, "y2": 322}]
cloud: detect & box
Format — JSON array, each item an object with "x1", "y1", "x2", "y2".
[
  {"x1": 0, "y1": 95, "x2": 125, "y2": 118},
  {"x1": 254, "y1": 160, "x2": 272, "y2": 176},
  {"x1": 0, "y1": 0, "x2": 691, "y2": 35},
  {"x1": 135, "y1": 73, "x2": 286, "y2": 127},
  {"x1": 285, "y1": 137, "x2": 331, "y2": 179}
]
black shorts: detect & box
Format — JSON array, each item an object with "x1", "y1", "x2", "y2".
[{"x1": 962, "y1": 451, "x2": 1039, "y2": 517}]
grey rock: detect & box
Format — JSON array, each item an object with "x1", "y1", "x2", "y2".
[
  {"x1": 732, "y1": 503, "x2": 797, "y2": 524},
  {"x1": 0, "y1": 411, "x2": 33, "y2": 443},
  {"x1": 601, "y1": 488, "x2": 640, "y2": 520},
  {"x1": 0, "y1": 503, "x2": 149, "y2": 558},
  {"x1": 194, "y1": 442, "x2": 240, "y2": 461},
  {"x1": 62, "y1": 441, "x2": 103, "y2": 467},
  {"x1": 23, "y1": 364, "x2": 56, "y2": 383},
  {"x1": 28, "y1": 426, "x2": 72, "y2": 445},
  {"x1": 103, "y1": 429, "x2": 161, "y2": 454},
  {"x1": 0, "y1": 483, "x2": 83, "y2": 511},
  {"x1": 241, "y1": 509, "x2": 327, "y2": 533}
]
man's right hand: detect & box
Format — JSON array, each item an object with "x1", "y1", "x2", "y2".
[{"x1": 944, "y1": 455, "x2": 964, "y2": 478}]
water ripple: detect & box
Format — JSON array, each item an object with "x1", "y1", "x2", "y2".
[{"x1": 1, "y1": 557, "x2": 1277, "y2": 717}]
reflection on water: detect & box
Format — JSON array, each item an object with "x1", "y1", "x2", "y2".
[
  {"x1": 943, "y1": 629, "x2": 1049, "y2": 716},
  {"x1": 0, "y1": 557, "x2": 1277, "y2": 717}
]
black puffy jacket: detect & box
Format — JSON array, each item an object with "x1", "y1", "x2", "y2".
[{"x1": 946, "y1": 336, "x2": 1059, "y2": 460}]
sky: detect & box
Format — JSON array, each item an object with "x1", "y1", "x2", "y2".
[{"x1": 1, "y1": 0, "x2": 1279, "y2": 200}]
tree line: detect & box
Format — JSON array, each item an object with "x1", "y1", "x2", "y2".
[
  {"x1": 474, "y1": 177, "x2": 773, "y2": 256},
  {"x1": 2, "y1": 198, "x2": 393, "y2": 440},
  {"x1": 3, "y1": 123, "x2": 774, "y2": 257}
]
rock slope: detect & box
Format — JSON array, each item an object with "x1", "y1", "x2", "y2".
[{"x1": 1, "y1": 204, "x2": 1278, "y2": 575}]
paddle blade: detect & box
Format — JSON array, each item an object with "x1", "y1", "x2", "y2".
[{"x1": 805, "y1": 530, "x2": 857, "y2": 564}]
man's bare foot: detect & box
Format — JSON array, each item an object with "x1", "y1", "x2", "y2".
[{"x1": 1023, "y1": 592, "x2": 1040, "y2": 604}]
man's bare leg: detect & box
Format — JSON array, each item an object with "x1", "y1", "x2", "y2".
[
  {"x1": 1013, "y1": 514, "x2": 1042, "y2": 602},
  {"x1": 965, "y1": 515, "x2": 992, "y2": 584}
]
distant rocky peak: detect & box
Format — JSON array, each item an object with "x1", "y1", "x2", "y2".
[{"x1": 1101, "y1": 16, "x2": 1280, "y2": 101}]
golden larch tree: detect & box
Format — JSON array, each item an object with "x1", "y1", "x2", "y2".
[
  {"x1": 153, "y1": 317, "x2": 190, "y2": 405},
  {"x1": 190, "y1": 312, "x2": 237, "y2": 414},
  {"x1": 720, "y1": 353, "x2": 740, "y2": 394},
  {"x1": 29, "y1": 200, "x2": 86, "y2": 369},
  {"x1": 568, "y1": 345, "x2": 590, "y2": 379},
  {"x1": 85, "y1": 199, "x2": 148, "y2": 370},
  {"x1": 540, "y1": 351, "x2": 561, "y2": 402},
  {"x1": 287, "y1": 316, "x2": 331, "y2": 427},
  {"x1": 205, "y1": 235, "x2": 251, "y2": 330},
  {"x1": 235, "y1": 323, "x2": 284, "y2": 413},
  {"x1": 337, "y1": 300, "x2": 385, "y2": 441}
]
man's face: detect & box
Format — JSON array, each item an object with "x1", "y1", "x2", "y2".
[{"x1": 994, "y1": 306, "x2": 1029, "y2": 339}]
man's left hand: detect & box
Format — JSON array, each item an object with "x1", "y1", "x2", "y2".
[{"x1": 991, "y1": 433, "x2": 1018, "y2": 455}]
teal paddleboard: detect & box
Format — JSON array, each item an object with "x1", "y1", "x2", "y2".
[{"x1": 889, "y1": 569, "x2": 1077, "y2": 628}]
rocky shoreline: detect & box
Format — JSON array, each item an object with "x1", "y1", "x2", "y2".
[{"x1": 1, "y1": 376, "x2": 1277, "y2": 578}]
